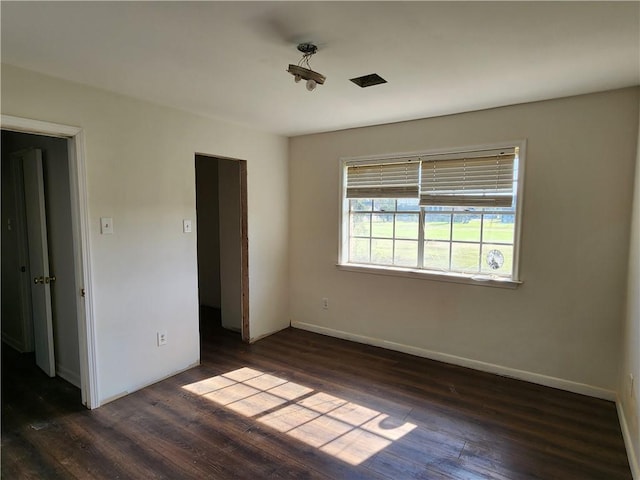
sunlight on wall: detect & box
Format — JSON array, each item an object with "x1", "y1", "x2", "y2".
[{"x1": 182, "y1": 367, "x2": 417, "y2": 465}]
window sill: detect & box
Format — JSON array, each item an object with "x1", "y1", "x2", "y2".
[{"x1": 336, "y1": 263, "x2": 522, "y2": 289}]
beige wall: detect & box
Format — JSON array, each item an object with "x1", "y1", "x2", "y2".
[
  {"x1": 290, "y1": 88, "x2": 639, "y2": 396},
  {"x1": 1, "y1": 64, "x2": 289, "y2": 405},
  {"x1": 619, "y1": 100, "x2": 640, "y2": 476}
]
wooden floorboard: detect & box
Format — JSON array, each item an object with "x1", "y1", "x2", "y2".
[{"x1": 2, "y1": 320, "x2": 632, "y2": 479}]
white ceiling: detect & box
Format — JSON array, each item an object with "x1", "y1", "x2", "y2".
[{"x1": 2, "y1": 1, "x2": 639, "y2": 137}]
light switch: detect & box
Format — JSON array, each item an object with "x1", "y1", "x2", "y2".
[
  {"x1": 100, "y1": 217, "x2": 114, "y2": 235},
  {"x1": 183, "y1": 219, "x2": 192, "y2": 233}
]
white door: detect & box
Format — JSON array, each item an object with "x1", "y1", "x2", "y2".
[{"x1": 21, "y1": 148, "x2": 56, "y2": 377}]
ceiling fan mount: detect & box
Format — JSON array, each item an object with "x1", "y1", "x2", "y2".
[
  {"x1": 287, "y1": 43, "x2": 326, "y2": 91},
  {"x1": 296, "y1": 43, "x2": 318, "y2": 55}
]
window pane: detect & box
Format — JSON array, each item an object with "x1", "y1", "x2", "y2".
[
  {"x1": 350, "y1": 213, "x2": 370, "y2": 236},
  {"x1": 482, "y1": 215, "x2": 515, "y2": 243},
  {"x1": 394, "y1": 240, "x2": 418, "y2": 267},
  {"x1": 481, "y1": 244, "x2": 513, "y2": 276},
  {"x1": 343, "y1": 149, "x2": 521, "y2": 280},
  {"x1": 490, "y1": 205, "x2": 516, "y2": 214},
  {"x1": 425, "y1": 205, "x2": 452, "y2": 212},
  {"x1": 451, "y1": 243, "x2": 480, "y2": 273},
  {"x1": 349, "y1": 238, "x2": 370, "y2": 263},
  {"x1": 452, "y1": 206, "x2": 476, "y2": 212},
  {"x1": 373, "y1": 199, "x2": 395, "y2": 212},
  {"x1": 424, "y1": 241, "x2": 450, "y2": 271},
  {"x1": 397, "y1": 198, "x2": 420, "y2": 211},
  {"x1": 371, "y1": 213, "x2": 394, "y2": 238},
  {"x1": 424, "y1": 213, "x2": 451, "y2": 241},
  {"x1": 350, "y1": 199, "x2": 372, "y2": 212},
  {"x1": 395, "y1": 214, "x2": 419, "y2": 240},
  {"x1": 371, "y1": 239, "x2": 393, "y2": 265},
  {"x1": 452, "y1": 214, "x2": 481, "y2": 242}
]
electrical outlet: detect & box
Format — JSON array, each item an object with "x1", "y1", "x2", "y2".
[
  {"x1": 322, "y1": 297, "x2": 329, "y2": 310},
  {"x1": 157, "y1": 331, "x2": 167, "y2": 346}
]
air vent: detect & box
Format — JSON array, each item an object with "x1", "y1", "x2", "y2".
[{"x1": 350, "y1": 73, "x2": 387, "y2": 88}]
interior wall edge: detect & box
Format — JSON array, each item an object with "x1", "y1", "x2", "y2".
[{"x1": 291, "y1": 321, "x2": 617, "y2": 401}]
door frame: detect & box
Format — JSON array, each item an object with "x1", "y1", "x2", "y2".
[
  {"x1": 1, "y1": 115, "x2": 98, "y2": 409},
  {"x1": 239, "y1": 160, "x2": 249, "y2": 342}
]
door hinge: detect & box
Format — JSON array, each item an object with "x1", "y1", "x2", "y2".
[{"x1": 81, "y1": 288, "x2": 86, "y2": 297}]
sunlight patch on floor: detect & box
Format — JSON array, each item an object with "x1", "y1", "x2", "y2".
[{"x1": 182, "y1": 367, "x2": 416, "y2": 465}]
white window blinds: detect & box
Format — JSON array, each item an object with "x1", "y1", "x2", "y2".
[
  {"x1": 346, "y1": 161, "x2": 420, "y2": 198},
  {"x1": 420, "y1": 153, "x2": 516, "y2": 207}
]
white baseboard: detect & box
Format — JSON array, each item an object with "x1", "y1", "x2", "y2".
[
  {"x1": 617, "y1": 400, "x2": 640, "y2": 479},
  {"x1": 250, "y1": 324, "x2": 290, "y2": 344},
  {"x1": 99, "y1": 359, "x2": 200, "y2": 407},
  {"x1": 56, "y1": 364, "x2": 81, "y2": 388},
  {"x1": 291, "y1": 321, "x2": 616, "y2": 401}
]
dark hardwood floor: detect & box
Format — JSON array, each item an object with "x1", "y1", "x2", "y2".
[{"x1": 2, "y1": 316, "x2": 632, "y2": 479}]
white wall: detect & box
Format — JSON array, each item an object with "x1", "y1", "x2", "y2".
[
  {"x1": 619, "y1": 100, "x2": 640, "y2": 478},
  {"x1": 195, "y1": 156, "x2": 221, "y2": 309},
  {"x1": 218, "y1": 158, "x2": 242, "y2": 332},
  {"x1": 1, "y1": 64, "x2": 289, "y2": 405},
  {"x1": 289, "y1": 88, "x2": 639, "y2": 396}
]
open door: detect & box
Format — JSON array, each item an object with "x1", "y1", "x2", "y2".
[{"x1": 20, "y1": 148, "x2": 56, "y2": 377}]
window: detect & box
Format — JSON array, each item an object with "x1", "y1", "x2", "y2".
[{"x1": 340, "y1": 144, "x2": 524, "y2": 286}]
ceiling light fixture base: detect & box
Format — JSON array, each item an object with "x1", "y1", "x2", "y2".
[
  {"x1": 297, "y1": 43, "x2": 318, "y2": 55},
  {"x1": 287, "y1": 43, "x2": 326, "y2": 91}
]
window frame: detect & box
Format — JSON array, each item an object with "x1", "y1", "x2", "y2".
[{"x1": 338, "y1": 141, "x2": 526, "y2": 288}]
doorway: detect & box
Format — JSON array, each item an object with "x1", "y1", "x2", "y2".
[
  {"x1": 1, "y1": 132, "x2": 81, "y2": 384},
  {"x1": 1, "y1": 116, "x2": 97, "y2": 408},
  {"x1": 195, "y1": 154, "x2": 249, "y2": 342}
]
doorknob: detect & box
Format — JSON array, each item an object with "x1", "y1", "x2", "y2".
[
  {"x1": 34, "y1": 276, "x2": 44, "y2": 284},
  {"x1": 44, "y1": 276, "x2": 56, "y2": 284}
]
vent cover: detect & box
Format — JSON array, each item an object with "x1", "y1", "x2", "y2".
[{"x1": 350, "y1": 73, "x2": 387, "y2": 88}]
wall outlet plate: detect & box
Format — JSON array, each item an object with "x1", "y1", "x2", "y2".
[{"x1": 157, "y1": 331, "x2": 167, "y2": 346}]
